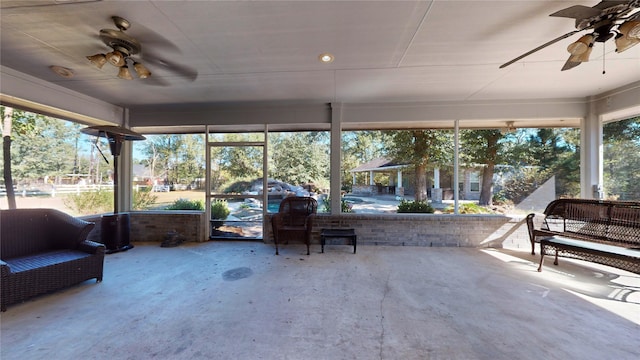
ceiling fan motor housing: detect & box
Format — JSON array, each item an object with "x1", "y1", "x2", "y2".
[{"x1": 99, "y1": 28, "x2": 141, "y2": 56}]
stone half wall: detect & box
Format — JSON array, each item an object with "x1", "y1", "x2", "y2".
[
  {"x1": 265, "y1": 213, "x2": 516, "y2": 248},
  {"x1": 83, "y1": 211, "x2": 207, "y2": 244},
  {"x1": 83, "y1": 211, "x2": 531, "y2": 250}
]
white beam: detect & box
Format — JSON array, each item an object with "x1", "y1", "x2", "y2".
[{"x1": 0, "y1": 66, "x2": 122, "y2": 125}]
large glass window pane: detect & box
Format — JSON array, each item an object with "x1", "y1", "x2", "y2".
[
  {"x1": 0, "y1": 106, "x2": 115, "y2": 216},
  {"x1": 132, "y1": 134, "x2": 206, "y2": 211},
  {"x1": 460, "y1": 126, "x2": 580, "y2": 214},
  {"x1": 604, "y1": 117, "x2": 640, "y2": 200},
  {"x1": 267, "y1": 131, "x2": 330, "y2": 212},
  {"x1": 341, "y1": 129, "x2": 454, "y2": 214}
]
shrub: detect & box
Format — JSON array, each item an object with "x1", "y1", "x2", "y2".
[
  {"x1": 442, "y1": 203, "x2": 494, "y2": 214},
  {"x1": 396, "y1": 199, "x2": 434, "y2": 213},
  {"x1": 132, "y1": 187, "x2": 158, "y2": 210},
  {"x1": 64, "y1": 188, "x2": 158, "y2": 214},
  {"x1": 223, "y1": 180, "x2": 252, "y2": 194},
  {"x1": 63, "y1": 189, "x2": 113, "y2": 215},
  {"x1": 166, "y1": 198, "x2": 204, "y2": 211},
  {"x1": 321, "y1": 196, "x2": 353, "y2": 213},
  {"x1": 211, "y1": 199, "x2": 231, "y2": 220}
]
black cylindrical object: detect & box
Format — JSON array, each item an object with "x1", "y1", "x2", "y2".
[{"x1": 100, "y1": 213, "x2": 133, "y2": 254}]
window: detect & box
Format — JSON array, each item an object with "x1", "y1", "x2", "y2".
[
  {"x1": 603, "y1": 117, "x2": 640, "y2": 201},
  {"x1": 132, "y1": 133, "x2": 206, "y2": 211},
  {"x1": 469, "y1": 172, "x2": 480, "y2": 192},
  {"x1": 0, "y1": 106, "x2": 115, "y2": 215}
]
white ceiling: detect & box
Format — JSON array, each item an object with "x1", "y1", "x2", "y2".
[{"x1": 1, "y1": 0, "x2": 639, "y2": 111}]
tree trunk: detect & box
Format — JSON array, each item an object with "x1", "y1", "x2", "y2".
[
  {"x1": 478, "y1": 131, "x2": 500, "y2": 206},
  {"x1": 479, "y1": 163, "x2": 494, "y2": 206},
  {"x1": 2, "y1": 107, "x2": 17, "y2": 209},
  {"x1": 414, "y1": 164, "x2": 428, "y2": 202}
]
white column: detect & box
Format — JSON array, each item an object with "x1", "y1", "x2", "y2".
[
  {"x1": 434, "y1": 168, "x2": 440, "y2": 188},
  {"x1": 454, "y1": 120, "x2": 459, "y2": 214},
  {"x1": 119, "y1": 108, "x2": 132, "y2": 213},
  {"x1": 369, "y1": 171, "x2": 374, "y2": 185},
  {"x1": 397, "y1": 171, "x2": 402, "y2": 187},
  {"x1": 330, "y1": 103, "x2": 342, "y2": 214},
  {"x1": 581, "y1": 99, "x2": 603, "y2": 199}
]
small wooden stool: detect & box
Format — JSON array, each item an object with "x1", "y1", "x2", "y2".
[{"x1": 320, "y1": 228, "x2": 357, "y2": 254}]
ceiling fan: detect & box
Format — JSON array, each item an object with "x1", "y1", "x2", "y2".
[
  {"x1": 86, "y1": 16, "x2": 198, "y2": 83},
  {"x1": 500, "y1": 0, "x2": 640, "y2": 71}
]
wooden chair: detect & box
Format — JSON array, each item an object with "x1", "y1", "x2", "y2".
[{"x1": 271, "y1": 196, "x2": 317, "y2": 255}]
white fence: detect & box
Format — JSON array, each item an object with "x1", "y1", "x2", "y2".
[{"x1": 0, "y1": 184, "x2": 114, "y2": 197}]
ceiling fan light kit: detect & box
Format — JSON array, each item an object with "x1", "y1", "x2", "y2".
[
  {"x1": 106, "y1": 50, "x2": 125, "y2": 67},
  {"x1": 86, "y1": 16, "x2": 151, "y2": 80},
  {"x1": 118, "y1": 65, "x2": 134, "y2": 80},
  {"x1": 567, "y1": 34, "x2": 594, "y2": 55},
  {"x1": 133, "y1": 61, "x2": 151, "y2": 79},
  {"x1": 501, "y1": 0, "x2": 640, "y2": 71},
  {"x1": 615, "y1": 20, "x2": 640, "y2": 52},
  {"x1": 86, "y1": 53, "x2": 107, "y2": 69},
  {"x1": 502, "y1": 121, "x2": 517, "y2": 134}
]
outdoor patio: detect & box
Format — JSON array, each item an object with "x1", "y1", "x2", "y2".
[{"x1": 1, "y1": 242, "x2": 638, "y2": 360}]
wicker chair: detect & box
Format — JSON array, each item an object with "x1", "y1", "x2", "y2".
[{"x1": 271, "y1": 196, "x2": 318, "y2": 255}]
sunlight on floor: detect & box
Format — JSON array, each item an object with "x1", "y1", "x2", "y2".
[{"x1": 481, "y1": 249, "x2": 640, "y2": 326}]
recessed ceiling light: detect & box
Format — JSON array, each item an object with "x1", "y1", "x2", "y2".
[
  {"x1": 49, "y1": 65, "x2": 74, "y2": 78},
  {"x1": 318, "y1": 53, "x2": 334, "y2": 63}
]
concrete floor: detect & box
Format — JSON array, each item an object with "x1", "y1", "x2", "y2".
[{"x1": 1, "y1": 242, "x2": 639, "y2": 360}]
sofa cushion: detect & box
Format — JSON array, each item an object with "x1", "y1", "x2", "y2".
[{"x1": 4, "y1": 250, "x2": 92, "y2": 273}]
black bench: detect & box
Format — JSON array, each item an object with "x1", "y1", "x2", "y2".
[
  {"x1": 320, "y1": 229, "x2": 357, "y2": 254},
  {"x1": 526, "y1": 199, "x2": 640, "y2": 274}
]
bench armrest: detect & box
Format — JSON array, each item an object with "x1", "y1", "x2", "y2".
[{"x1": 77, "y1": 240, "x2": 106, "y2": 255}]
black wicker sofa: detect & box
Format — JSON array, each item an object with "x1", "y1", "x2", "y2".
[
  {"x1": 526, "y1": 199, "x2": 640, "y2": 274},
  {"x1": 0, "y1": 208, "x2": 105, "y2": 311}
]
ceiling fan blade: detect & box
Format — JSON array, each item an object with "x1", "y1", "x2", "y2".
[
  {"x1": 500, "y1": 30, "x2": 580, "y2": 69},
  {"x1": 142, "y1": 51, "x2": 198, "y2": 82},
  {"x1": 131, "y1": 23, "x2": 182, "y2": 54},
  {"x1": 141, "y1": 76, "x2": 171, "y2": 87},
  {"x1": 549, "y1": 5, "x2": 600, "y2": 20}
]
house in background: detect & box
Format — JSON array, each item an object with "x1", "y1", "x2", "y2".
[{"x1": 350, "y1": 158, "x2": 483, "y2": 202}]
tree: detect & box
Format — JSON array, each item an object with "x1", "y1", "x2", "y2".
[
  {"x1": 11, "y1": 114, "x2": 75, "y2": 182},
  {"x1": 2, "y1": 107, "x2": 16, "y2": 208},
  {"x1": 222, "y1": 143, "x2": 262, "y2": 181},
  {"x1": 604, "y1": 117, "x2": 640, "y2": 200},
  {"x1": 386, "y1": 130, "x2": 453, "y2": 201},
  {"x1": 269, "y1": 132, "x2": 329, "y2": 186},
  {"x1": 460, "y1": 130, "x2": 504, "y2": 205},
  {"x1": 525, "y1": 128, "x2": 579, "y2": 197},
  {"x1": 173, "y1": 134, "x2": 205, "y2": 185},
  {"x1": 341, "y1": 131, "x2": 392, "y2": 191},
  {"x1": 137, "y1": 134, "x2": 205, "y2": 187},
  {"x1": 1, "y1": 106, "x2": 40, "y2": 208}
]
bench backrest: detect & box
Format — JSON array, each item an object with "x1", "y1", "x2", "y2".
[
  {"x1": 0, "y1": 208, "x2": 95, "y2": 259},
  {"x1": 541, "y1": 199, "x2": 640, "y2": 247}
]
